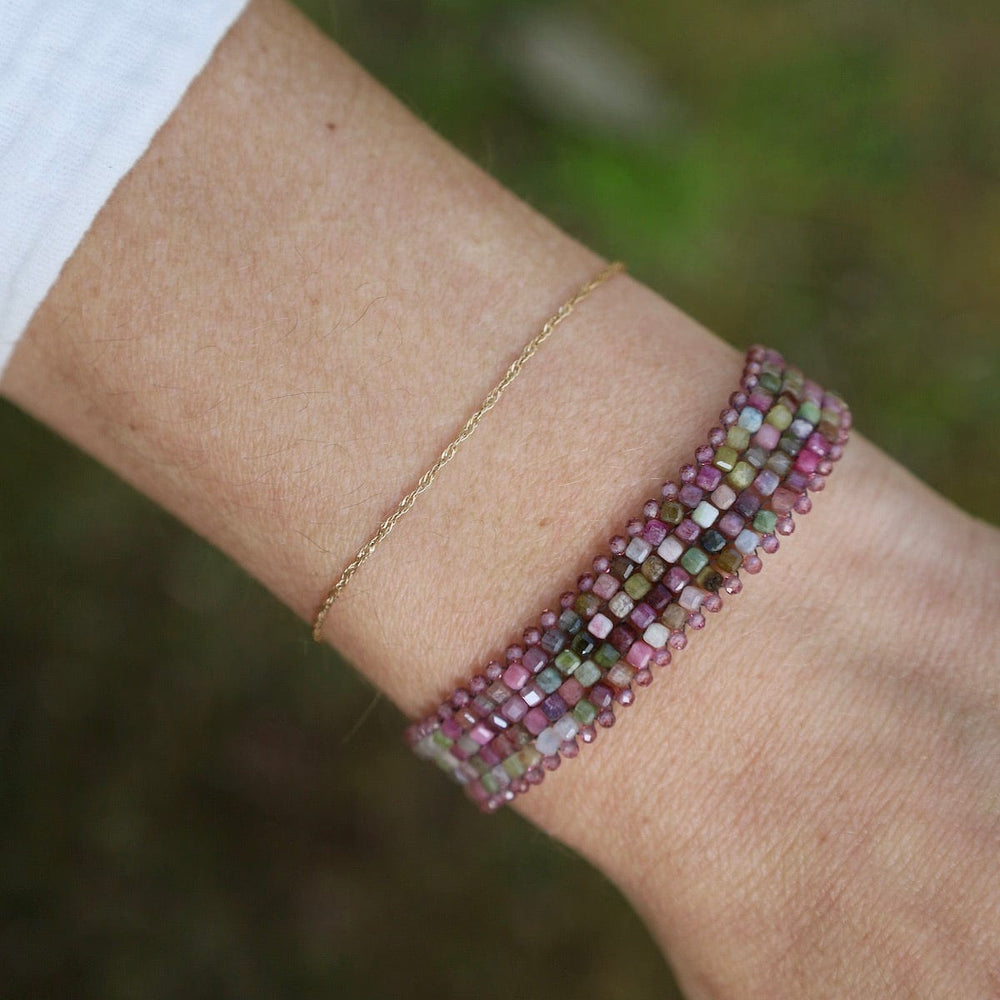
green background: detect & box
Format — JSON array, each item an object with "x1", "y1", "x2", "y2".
[{"x1": 2, "y1": 1, "x2": 997, "y2": 997}]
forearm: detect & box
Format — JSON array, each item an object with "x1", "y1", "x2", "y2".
[{"x1": 4, "y1": 1, "x2": 998, "y2": 996}]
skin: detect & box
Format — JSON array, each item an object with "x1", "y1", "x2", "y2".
[{"x1": 3, "y1": 1, "x2": 998, "y2": 996}]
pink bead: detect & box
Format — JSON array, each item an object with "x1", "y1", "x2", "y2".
[
  {"x1": 794, "y1": 449, "x2": 819, "y2": 474},
  {"x1": 596, "y1": 709, "x2": 616, "y2": 728},
  {"x1": 806, "y1": 431, "x2": 829, "y2": 456},
  {"x1": 695, "y1": 444, "x2": 715, "y2": 465},
  {"x1": 678, "y1": 585, "x2": 704, "y2": 611},
  {"x1": 675, "y1": 518, "x2": 701, "y2": 544},
  {"x1": 543, "y1": 755, "x2": 561, "y2": 771},
  {"x1": 485, "y1": 660, "x2": 503, "y2": 681},
  {"x1": 817, "y1": 459, "x2": 834, "y2": 476},
  {"x1": 505, "y1": 645, "x2": 523, "y2": 664},
  {"x1": 680, "y1": 463, "x2": 697, "y2": 484},
  {"x1": 794, "y1": 494, "x2": 812, "y2": 515},
  {"x1": 809, "y1": 474, "x2": 826, "y2": 492},
  {"x1": 724, "y1": 576, "x2": 742, "y2": 595},
  {"x1": 668, "y1": 632, "x2": 688, "y2": 650},
  {"x1": 523, "y1": 646, "x2": 547, "y2": 673},
  {"x1": 718, "y1": 510, "x2": 745, "y2": 538},
  {"x1": 540, "y1": 609, "x2": 557, "y2": 629},
  {"x1": 616, "y1": 688, "x2": 635, "y2": 707},
  {"x1": 560, "y1": 739, "x2": 580, "y2": 758},
  {"x1": 627, "y1": 517, "x2": 644, "y2": 537},
  {"x1": 626, "y1": 640, "x2": 653, "y2": 669},
  {"x1": 695, "y1": 464, "x2": 723, "y2": 491},
  {"x1": 702, "y1": 593, "x2": 723, "y2": 613},
  {"x1": 558, "y1": 677, "x2": 584, "y2": 706},
  {"x1": 592, "y1": 573, "x2": 619, "y2": 601},
  {"x1": 587, "y1": 612, "x2": 613, "y2": 639},
  {"x1": 502, "y1": 662, "x2": 531, "y2": 690},
  {"x1": 560, "y1": 591, "x2": 575, "y2": 609},
  {"x1": 743, "y1": 553, "x2": 763, "y2": 574},
  {"x1": 610, "y1": 535, "x2": 627, "y2": 555},
  {"x1": 748, "y1": 390, "x2": 772, "y2": 412},
  {"x1": 469, "y1": 721, "x2": 494, "y2": 745},
  {"x1": 642, "y1": 518, "x2": 669, "y2": 546},
  {"x1": 665, "y1": 566, "x2": 691, "y2": 593},
  {"x1": 524, "y1": 707, "x2": 549, "y2": 736},
  {"x1": 761, "y1": 533, "x2": 779, "y2": 554},
  {"x1": 721, "y1": 408, "x2": 738, "y2": 426},
  {"x1": 661, "y1": 480, "x2": 679, "y2": 499},
  {"x1": 708, "y1": 427, "x2": 726, "y2": 447},
  {"x1": 580, "y1": 725, "x2": 597, "y2": 744},
  {"x1": 523, "y1": 627, "x2": 541, "y2": 646},
  {"x1": 679, "y1": 484, "x2": 703, "y2": 508},
  {"x1": 652, "y1": 648, "x2": 672, "y2": 667},
  {"x1": 578, "y1": 572, "x2": 594, "y2": 591},
  {"x1": 593, "y1": 555, "x2": 610, "y2": 574},
  {"x1": 753, "y1": 423, "x2": 781, "y2": 451},
  {"x1": 500, "y1": 696, "x2": 528, "y2": 722},
  {"x1": 777, "y1": 516, "x2": 795, "y2": 536},
  {"x1": 771, "y1": 486, "x2": 798, "y2": 515},
  {"x1": 470, "y1": 674, "x2": 487, "y2": 694},
  {"x1": 643, "y1": 499, "x2": 660, "y2": 518},
  {"x1": 687, "y1": 612, "x2": 706, "y2": 630},
  {"x1": 635, "y1": 668, "x2": 654, "y2": 687}
]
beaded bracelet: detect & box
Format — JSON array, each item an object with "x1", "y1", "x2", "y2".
[{"x1": 405, "y1": 346, "x2": 851, "y2": 812}]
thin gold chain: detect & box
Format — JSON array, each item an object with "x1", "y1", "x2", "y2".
[{"x1": 312, "y1": 261, "x2": 626, "y2": 641}]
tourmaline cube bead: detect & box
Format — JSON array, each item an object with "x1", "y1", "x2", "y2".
[
  {"x1": 607, "y1": 590, "x2": 635, "y2": 620},
  {"x1": 608, "y1": 624, "x2": 636, "y2": 655},
  {"x1": 537, "y1": 666, "x2": 563, "y2": 694},
  {"x1": 503, "y1": 754, "x2": 525, "y2": 778},
  {"x1": 541, "y1": 693, "x2": 568, "y2": 721},
  {"x1": 588, "y1": 683, "x2": 614, "y2": 710},
  {"x1": 734, "y1": 528, "x2": 760, "y2": 554},
  {"x1": 680, "y1": 547, "x2": 709, "y2": 575},
  {"x1": 554, "y1": 649, "x2": 581, "y2": 675},
  {"x1": 766, "y1": 404, "x2": 793, "y2": 430},
  {"x1": 696, "y1": 567, "x2": 724, "y2": 591},
  {"x1": 727, "y1": 461, "x2": 755, "y2": 490},
  {"x1": 715, "y1": 547, "x2": 743, "y2": 574},
  {"x1": 486, "y1": 682, "x2": 512, "y2": 705},
  {"x1": 558, "y1": 677, "x2": 584, "y2": 706},
  {"x1": 797, "y1": 399, "x2": 821, "y2": 424},
  {"x1": 536, "y1": 727, "x2": 562, "y2": 757},
  {"x1": 748, "y1": 389, "x2": 773, "y2": 412},
  {"x1": 657, "y1": 535, "x2": 684, "y2": 564},
  {"x1": 679, "y1": 484, "x2": 703, "y2": 508},
  {"x1": 754, "y1": 469, "x2": 780, "y2": 496},
  {"x1": 625, "y1": 640, "x2": 653, "y2": 669},
  {"x1": 738, "y1": 406, "x2": 764, "y2": 432},
  {"x1": 647, "y1": 583, "x2": 672, "y2": 611},
  {"x1": 713, "y1": 445, "x2": 738, "y2": 472},
  {"x1": 592, "y1": 572, "x2": 620, "y2": 601},
  {"x1": 540, "y1": 628, "x2": 566, "y2": 654},
  {"x1": 553, "y1": 715, "x2": 579, "y2": 741},
  {"x1": 624, "y1": 573, "x2": 652, "y2": 601},
  {"x1": 574, "y1": 591, "x2": 601, "y2": 619},
  {"x1": 733, "y1": 490, "x2": 761, "y2": 517},
  {"x1": 524, "y1": 707, "x2": 549, "y2": 736},
  {"x1": 753, "y1": 509, "x2": 778, "y2": 533},
  {"x1": 479, "y1": 744, "x2": 501, "y2": 767},
  {"x1": 661, "y1": 603, "x2": 686, "y2": 630},
  {"x1": 678, "y1": 585, "x2": 704, "y2": 611},
  {"x1": 659, "y1": 499, "x2": 684, "y2": 524},
  {"x1": 625, "y1": 536, "x2": 652, "y2": 563},
  {"x1": 695, "y1": 464, "x2": 723, "y2": 490},
  {"x1": 500, "y1": 695, "x2": 528, "y2": 722},
  {"x1": 795, "y1": 449, "x2": 820, "y2": 474},
  {"x1": 753, "y1": 422, "x2": 781, "y2": 451},
  {"x1": 789, "y1": 418, "x2": 812, "y2": 439},
  {"x1": 806, "y1": 431, "x2": 830, "y2": 456},
  {"x1": 665, "y1": 565, "x2": 691, "y2": 593},
  {"x1": 643, "y1": 622, "x2": 670, "y2": 648},
  {"x1": 675, "y1": 518, "x2": 701, "y2": 544},
  {"x1": 640, "y1": 554, "x2": 667, "y2": 582},
  {"x1": 469, "y1": 721, "x2": 494, "y2": 745},
  {"x1": 521, "y1": 683, "x2": 544, "y2": 708},
  {"x1": 642, "y1": 518, "x2": 669, "y2": 547},
  {"x1": 594, "y1": 642, "x2": 620, "y2": 668},
  {"x1": 571, "y1": 632, "x2": 596, "y2": 657},
  {"x1": 744, "y1": 445, "x2": 767, "y2": 469},
  {"x1": 711, "y1": 483, "x2": 737, "y2": 510},
  {"x1": 725, "y1": 426, "x2": 750, "y2": 452},
  {"x1": 587, "y1": 612, "x2": 613, "y2": 639},
  {"x1": 573, "y1": 700, "x2": 597, "y2": 726},
  {"x1": 630, "y1": 601, "x2": 657, "y2": 630},
  {"x1": 771, "y1": 486, "x2": 798, "y2": 515},
  {"x1": 558, "y1": 609, "x2": 582, "y2": 635},
  {"x1": 701, "y1": 529, "x2": 726, "y2": 553},
  {"x1": 574, "y1": 659, "x2": 602, "y2": 687},
  {"x1": 610, "y1": 556, "x2": 635, "y2": 581},
  {"x1": 523, "y1": 646, "x2": 547, "y2": 674},
  {"x1": 758, "y1": 370, "x2": 781, "y2": 393},
  {"x1": 765, "y1": 450, "x2": 792, "y2": 476},
  {"x1": 779, "y1": 433, "x2": 802, "y2": 456},
  {"x1": 692, "y1": 500, "x2": 719, "y2": 528},
  {"x1": 607, "y1": 661, "x2": 636, "y2": 688}
]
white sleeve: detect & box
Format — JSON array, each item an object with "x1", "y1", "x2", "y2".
[{"x1": 0, "y1": 0, "x2": 249, "y2": 376}]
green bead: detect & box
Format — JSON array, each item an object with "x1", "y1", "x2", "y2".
[
  {"x1": 481, "y1": 772, "x2": 500, "y2": 794},
  {"x1": 759, "y1": 370, "x2": 782, "y2": 393},
  {"x1": 716, "y1": 547, "x2": 742, "y2": 574},
  {"x1": 574, "y1": 592, "x2": 601, "y2": 618},
  {"x1": 726, "y1": 460, "x2": 755, "y2": 490},
  {"x1": 432, "y1": 730, "x2": 453, "y2": 749},
  {"x1": 571, "y1": 632, "x2": 596, "y2": 657},
  {"x1": 503, "y1": 755, "x2": 526, "y2": 778},
  {"x1": 537, "y1": 666, "x2": 563, "y2": 693},
  {"x1": 726, "y1": 425, "x2": 750, "y2": 451},
  {"x1": 659, "y1": 500, "x2": 684, "y2": 524},
  {"x1": 796, "y1": 400, "x2": 820, "y2": 425},
  {"x1": 713, "y1": 445, "x2": 738, "y2": 472},
  {"x1": 573, "y1": 700, "x2": 598, "y2": 726},
  {"x1": 517, "y1": 746, "x2": 542, "y2": 770},
  {"x1": 624, "y1": 573, "x2": 652, "y2": 600},
  {"x1": 753, "y1": 510, "x2": 778, "y2": 533},
  {"x1": 661, "y1": 603, "x2": 686, "y2": 629},
  {"x1": 641, "y1": 554, "x2": 667, "y2": 582},
  {"x1": 555, "y1": 649, "x2": 581, "y2": 675},
  {"x1": 594, "y1": 642, "x2": 620, "y2": 669},
  {"x1": 680, "y1": 547, "x2": 709, "y2": 574},
  {"x1": 766, "y1": 404, "x2": 793, "y2": 430},
  {"x1": 575, "y1": 659, "x2": 602, "y2": 687}
]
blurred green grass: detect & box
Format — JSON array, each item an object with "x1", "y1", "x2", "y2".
[{"x1": 2, "y1": 1, "x2": 997, "y2": 997}]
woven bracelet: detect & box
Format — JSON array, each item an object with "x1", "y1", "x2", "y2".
[{"x1": 405, "y1": 345, "x2": 851, "y2": 812}]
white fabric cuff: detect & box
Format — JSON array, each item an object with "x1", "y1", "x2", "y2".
[{"x1": 0, "y1": 0, "x2": 249, "y2": 376}]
